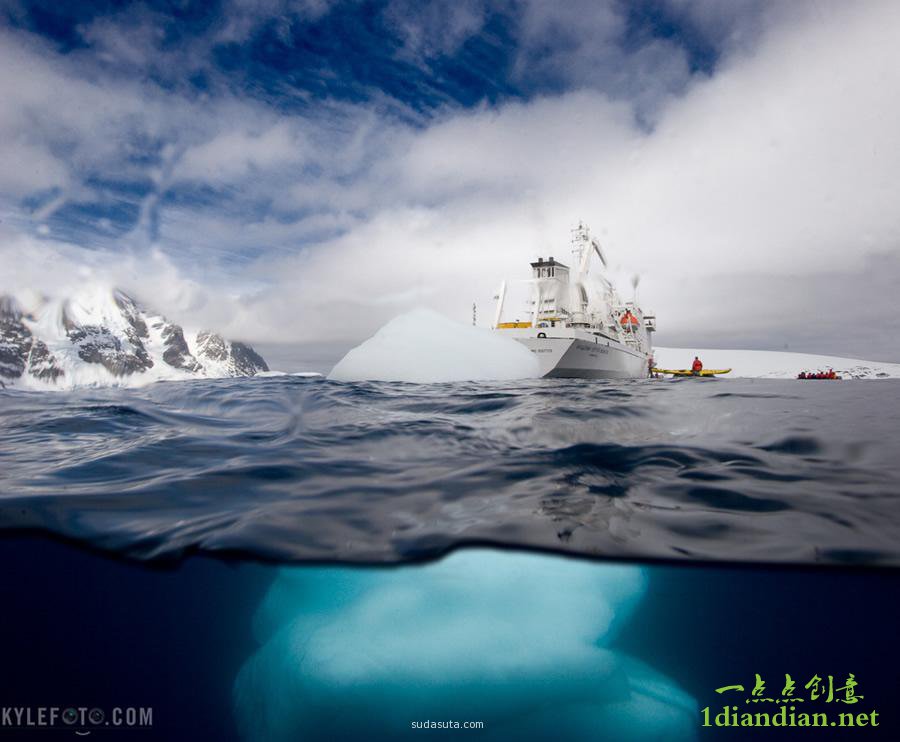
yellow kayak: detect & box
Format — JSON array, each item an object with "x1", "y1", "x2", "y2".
[{"x1": 652, "y1": 368, "x2": 732, "y2": 377}]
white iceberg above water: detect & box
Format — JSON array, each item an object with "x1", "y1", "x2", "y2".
[
  {"x1": 233, "y1": 550, "x2": 697, "y2": 742},
  {"x1": 328, "y1": 308, "x2": 540, "y2": 383}
]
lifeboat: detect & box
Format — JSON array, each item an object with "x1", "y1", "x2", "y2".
[
  {"x1": 619, "y1": 311, "x2": 640, "y2": 331},
  {"x1": 797, "y1": 370, "x2": 841, "y2": 380}
]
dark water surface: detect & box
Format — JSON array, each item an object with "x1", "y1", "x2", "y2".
[
  {"x1": 1, "y1": 537, "x2": 898, "y2": 741},
  {"x1": 1, "y1": 376, "x2": 899, "y2": 565}
]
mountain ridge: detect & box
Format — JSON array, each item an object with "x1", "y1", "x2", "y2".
[{"x1": 0, "y1": 287, "x2": 268, "y2": 389}]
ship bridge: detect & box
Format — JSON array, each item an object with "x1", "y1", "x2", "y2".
[{"x1": 530, "y1": 256, "x2": 571, "y2": 326}]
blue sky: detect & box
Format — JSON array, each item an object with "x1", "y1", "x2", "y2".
[
  {"x1": 2, "y1": 0, "x2": 899, "y2": 359},
  {"x1": 9, "y1": 0, "x2": 720, "y2": 106}
]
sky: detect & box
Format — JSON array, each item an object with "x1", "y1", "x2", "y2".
[{"x1": 1, "y1": 0, "x2": 899, "y2": 364}]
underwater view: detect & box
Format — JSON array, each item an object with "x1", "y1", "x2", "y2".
[{"x1": 2, "y1": 377, "x2": 899, "y2": 740}]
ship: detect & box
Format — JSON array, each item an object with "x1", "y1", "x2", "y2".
[{"x1": 493, "y1": 222, "x2": 655, "y2": 379}]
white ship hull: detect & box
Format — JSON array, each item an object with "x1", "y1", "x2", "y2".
[{"x1": 508, "y1": 328, "x2": 649, "y2": 379}]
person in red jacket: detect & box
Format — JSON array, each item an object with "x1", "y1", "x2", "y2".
[{"x1": 691, "y1": 356, "x2": 703, "y2": 375}]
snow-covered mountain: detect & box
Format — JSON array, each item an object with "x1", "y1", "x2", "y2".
[{"x1": 0, "y1": 287, "x2": 268, "y2": 390}]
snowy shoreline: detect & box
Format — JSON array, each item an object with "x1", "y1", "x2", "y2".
[{"x1": 653, "y1": 347, "x2": 900, "y2": 380}]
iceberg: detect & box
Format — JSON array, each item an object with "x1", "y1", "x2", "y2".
[
  {"x1": 328, "y1": 308, "x2": 540, "y2": 383},
  {"x1": 233, "y1": 550, "x2": 697, "y2": 742}
]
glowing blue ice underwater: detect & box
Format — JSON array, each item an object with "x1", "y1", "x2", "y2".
[{"x1": 234, "y1": 550, "x2": 697, "y2": 741}]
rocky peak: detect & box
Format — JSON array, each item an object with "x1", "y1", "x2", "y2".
[
  {"x1": 196, "y1": 331, "x2": 229, "y2": 362},
  {"x1": 63, "y1": 293, "x2": 154, "y2": 377},
  {"x1": 231, "y1": 342, "x2": 269, "y2": 376},
  {"x1": 196, "y1": 331, "x2": 269, "y2": 376},
  {"x1": 160, "y1": 322, "x2": 202, "y2": 372},
  {"x1": 0, "y1": 294, "x2": 64, "y2": 382},
  {"x1": 0, "y1": 287, "x2": 268, "y2": 389}
]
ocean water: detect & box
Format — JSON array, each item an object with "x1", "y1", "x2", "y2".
[
  {"x1": 2, "y1": 537, "x2": 898, "y2": 741},
  {"x1": 2, "y1": 376, "x2": 899, "y2": 740},
  {"x1": 1, "y1": 375, "x2": 898, "y2": 565}
]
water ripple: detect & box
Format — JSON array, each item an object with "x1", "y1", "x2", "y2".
[{"x1": 1, "y1": 376, "x2": 899, "y2": 566}]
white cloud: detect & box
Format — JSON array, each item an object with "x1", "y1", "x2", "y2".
[
  {"x1": 600, "y1": 0, "x2": 900, "y2": 280},
  {"x1": 512, "y1": 0, "x2": 693, "y2": 118},
  {"x1": 215, "y1": 0, "x2": 335, "y2": 44},
  {"x1": 177, "y1": 123, "x2": 312, "y2": 183},
  {"x1": 0, "y1": 227, "x2": 241, "y2": 336},
  {"x1": 384, "y1": 0, "x2": 490, "y2": 60},
  {"x1": 78, "y1": 11, "x2": 169, "y2": 69}
]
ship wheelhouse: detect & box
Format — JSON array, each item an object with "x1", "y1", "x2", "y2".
[{"x1": 530, "y1": 256, "x2": 570, "y2": 328}]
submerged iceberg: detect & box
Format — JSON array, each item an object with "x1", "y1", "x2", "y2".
[
  {"x1": 328, "y1": 308, "x2": 540, "y2": 383},
  {"x1": 233, "y1": 550, "x2": 697, "y2": 741}
]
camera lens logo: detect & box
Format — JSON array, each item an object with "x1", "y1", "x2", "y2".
[
  {"x1": 88, "y1": 709, "x2": 105, "y2": 725},
  {"x1": 62, "y1": 708, "x2": 79, "y2": 725}
]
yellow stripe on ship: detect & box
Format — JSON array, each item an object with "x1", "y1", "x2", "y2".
[{"x1": 496, "y1": 322, "x2": 533, "y2": 329}]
